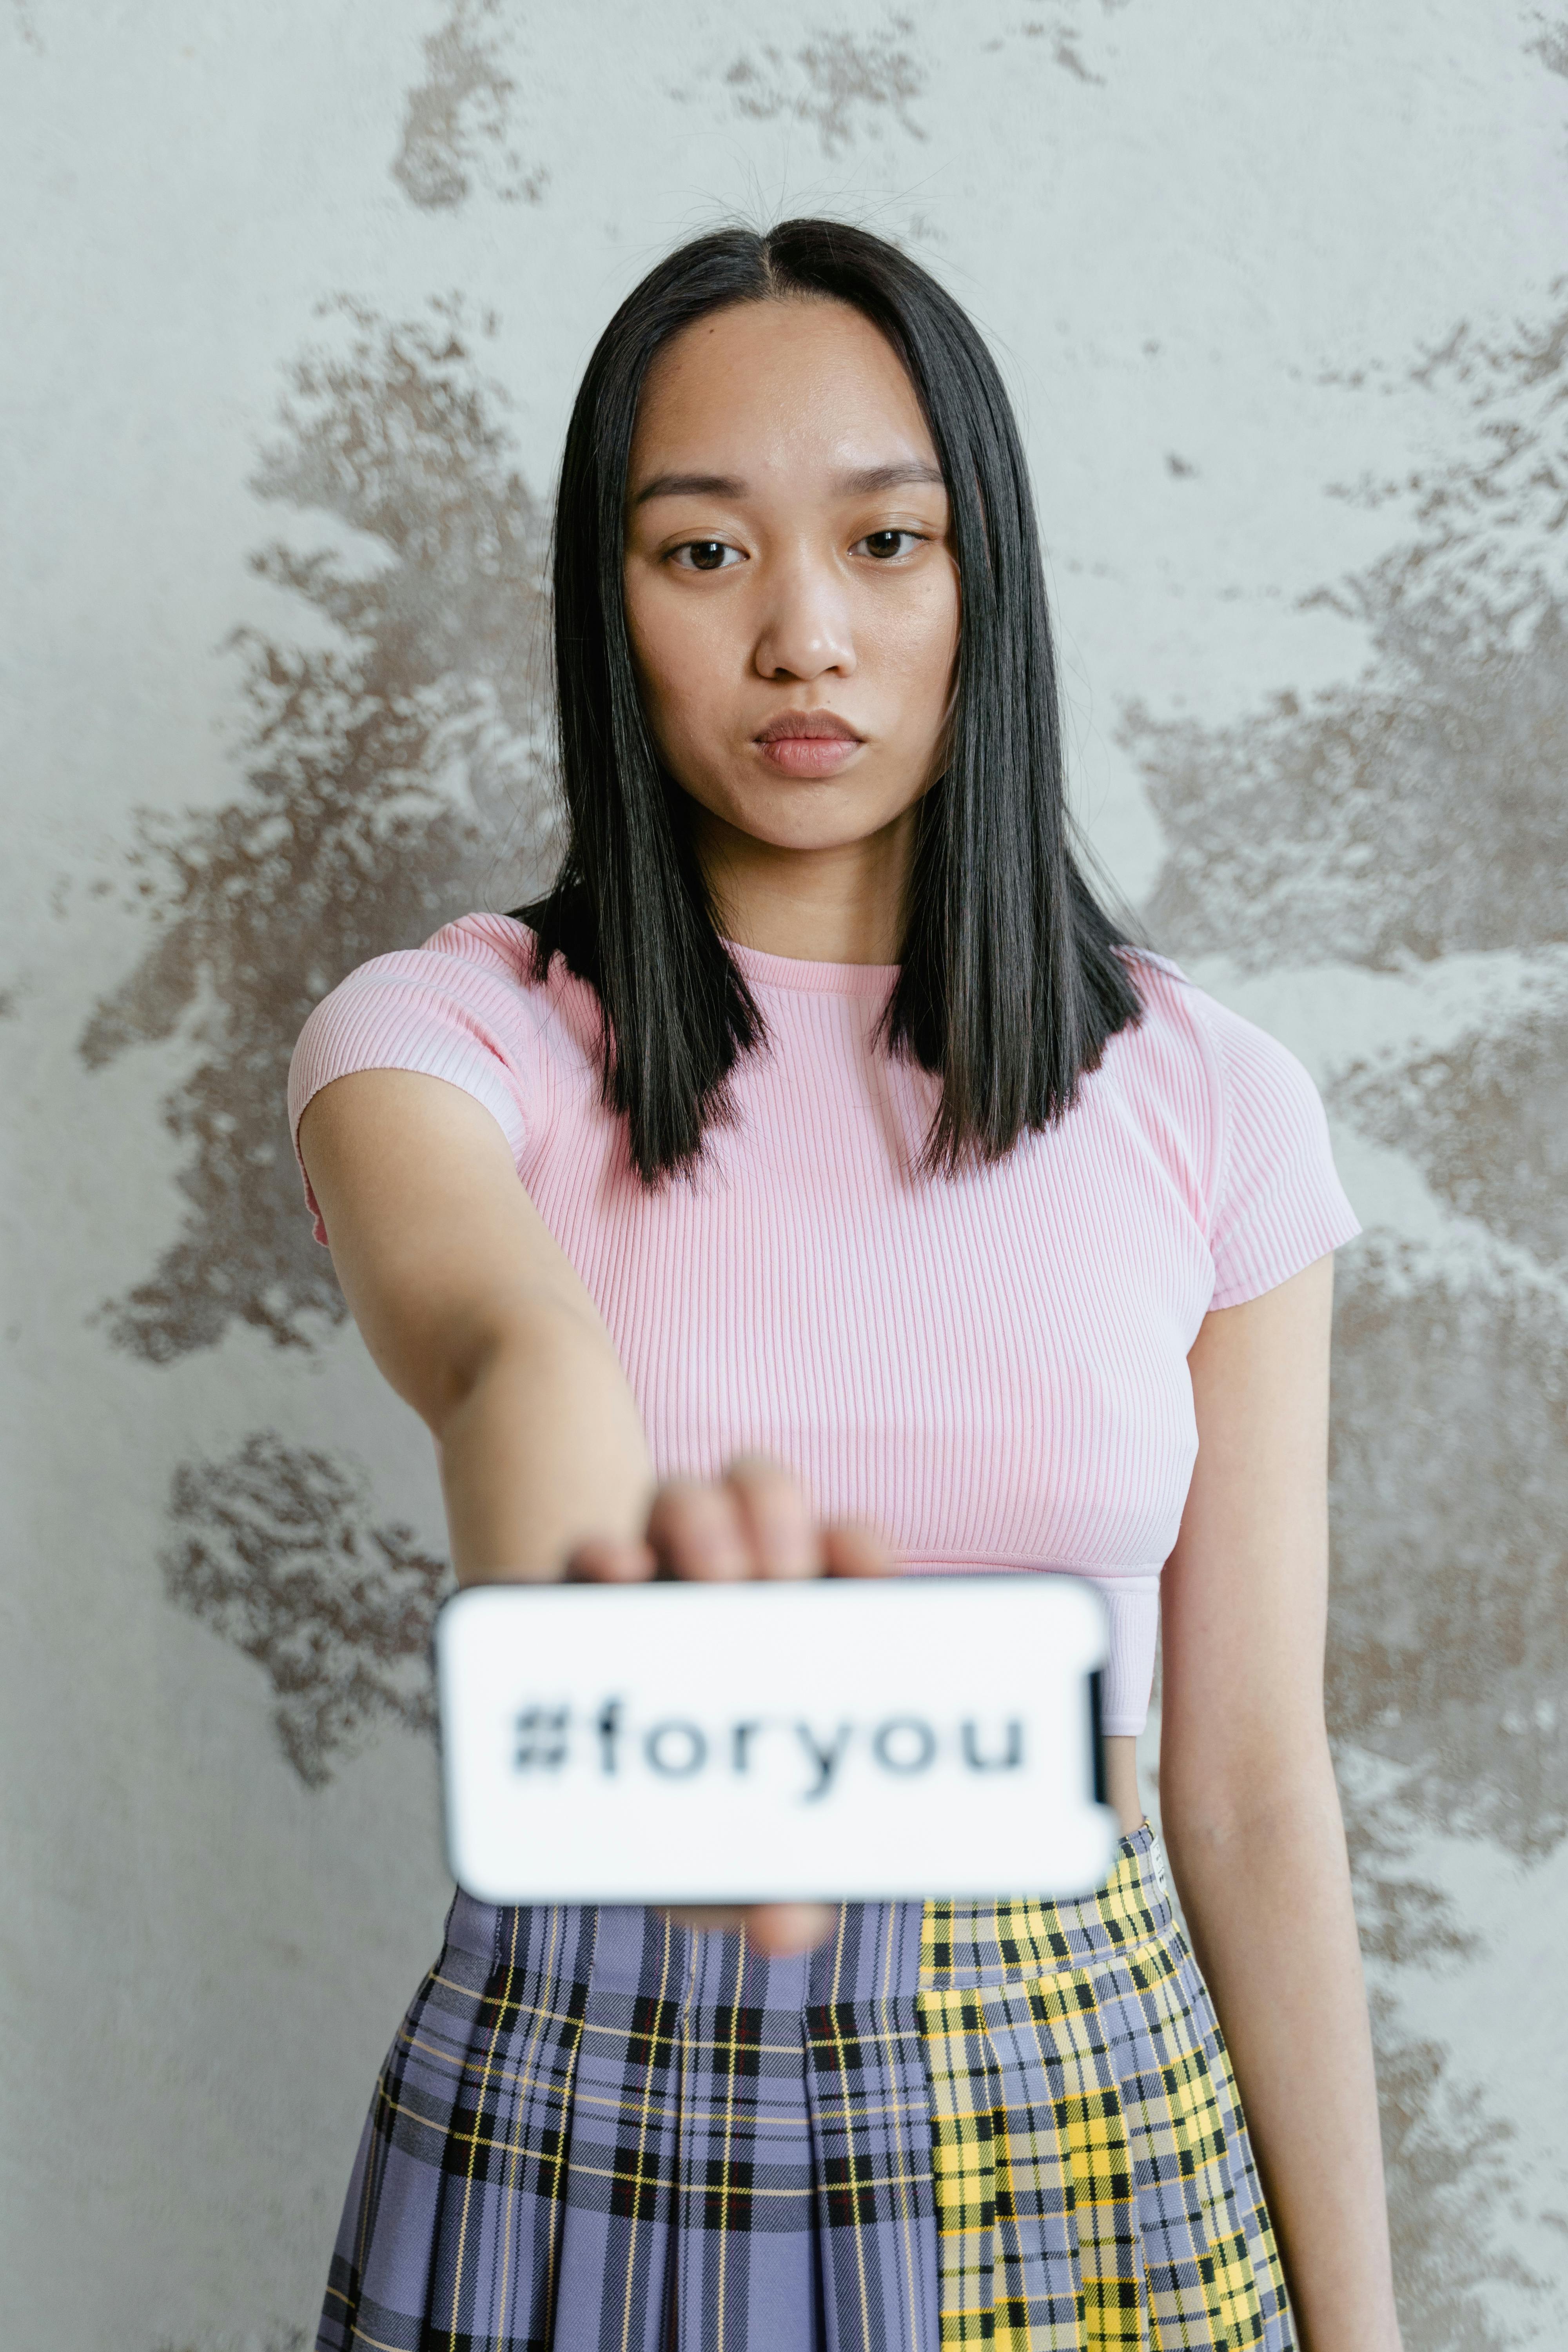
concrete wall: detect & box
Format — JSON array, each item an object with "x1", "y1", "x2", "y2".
[{"x1": 4, "y1": 4, "x2": 1566, "y2": 2343}]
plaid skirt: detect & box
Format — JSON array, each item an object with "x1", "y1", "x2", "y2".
[{"x1": 317, "y1": 1826, "x2": 1293, "y2": 2351}]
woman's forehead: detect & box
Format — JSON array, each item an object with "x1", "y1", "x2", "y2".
[{"x1": 631, "y1": 299, "x2": 938, "y2": 484}]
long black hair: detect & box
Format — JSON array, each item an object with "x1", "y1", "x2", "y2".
[{"x1": 514, "y1": 217, "x2": 1142, "y2": 1184}]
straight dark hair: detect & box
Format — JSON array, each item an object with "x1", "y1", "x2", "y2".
[{"x1": 515, "y1": 216, "x2": 1142, "y2": 1184}]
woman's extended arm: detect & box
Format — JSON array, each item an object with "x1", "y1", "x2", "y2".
[
  {"x1": 298, "y1": 1069, "x2": 660, "y2": 1581},
  {"x1": 296, "y1": 1065, "x2": 882, "y2": 1953},
  {"x1": 1158, "y1": 1256, "x2": 1401, "y2": 2350}
]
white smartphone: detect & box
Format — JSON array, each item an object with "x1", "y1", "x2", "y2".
[{"x1": 436, "y1": 1573, "x2": 1118, "y2": 1907}]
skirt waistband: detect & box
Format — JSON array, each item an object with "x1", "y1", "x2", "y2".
[
  {"x1": 441, "y1": 1822, "x2": 1176, "y2": 1999},
  {"x1": 917, "y1": 1819, "x2": 1177, "y2": 1988}
]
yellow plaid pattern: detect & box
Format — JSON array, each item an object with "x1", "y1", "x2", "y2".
[{"x1": 917, "y1": 1840, "x2": 1290, "y2": 2349}]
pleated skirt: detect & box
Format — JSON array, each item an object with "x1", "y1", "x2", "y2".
[{"x1": 317, "y1": 1825, "x2": 1294, "y2": 2351}]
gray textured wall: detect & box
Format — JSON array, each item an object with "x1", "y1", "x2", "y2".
[{"x1": 4, "y1": 4, "x2": 1566, "y2": 2345}]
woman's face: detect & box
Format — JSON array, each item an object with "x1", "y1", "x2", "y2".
[{"x1": 622, "y1": 298, "x2": 960, "y2": 884}]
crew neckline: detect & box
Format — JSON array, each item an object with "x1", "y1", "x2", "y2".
[{"x1": 723, "y1": 937, "x2": 901, "y2": 998}]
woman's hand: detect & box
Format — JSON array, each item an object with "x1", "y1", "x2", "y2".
[{"x1": 566, "y1": 1457, "x2": 892, "y2": 1957}]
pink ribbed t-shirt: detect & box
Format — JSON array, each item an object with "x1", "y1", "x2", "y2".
[{"x1": 288, "y1": 913, "x2": 1360, "y2": 1734}]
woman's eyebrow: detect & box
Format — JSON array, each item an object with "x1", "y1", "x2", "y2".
[
  {"x1": 632, "y1": 470, "x2": 744, "y2": 506},
  {"x1": 631, "y1": 460, "x2": 947, "y2": 507},
  {"x1": 837, "y1": 461, "x2": 946, "y2": 495}
]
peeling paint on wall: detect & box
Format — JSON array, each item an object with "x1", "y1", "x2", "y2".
[
  {"x1": 1329, "y1": 1250, "x2": 1568, "y2": 1858},
  {"x1": 1332, "y1": 1765, "x2": 1551, "y2": 2342},
  {"x1": 1019, "y1": 11, "x2": 1103, "y2": 87},
  {"x1": 1528, "y1": 15, "x2": 1568, "y2": 79},
  {"x1": 1124, "y1": 283, "x2": 1568, "y2": 2333},
  {"x1": 1373, "y1": 2000, "x2": 1540, "y2": 2351},
  {"x1": 699, "y1": 18, "x2": 928, "y2": 155},
  {"x1": 1339, "y1": 1773, "x2": 1540, "y2": 2340},
  {"x1": 79, "y1": 299, "x2": 557, "y2": 1362},
  {"x1": 393, "y1": 0, "x2": 545, "y2": 207},
  {"x1": 1137, "y1": 294, "x2": 1568, "y2": 968},
  {"x1": 1333, "y1": 996, "x2": 1568, "y2": 1278},
  {"x1": 984, "y1": 5, "x2": 1138, "y2": 86},
  {"x1": 1132, "y1": 599, "x2": 1568, "y2": 965},
  {"x1": 77, "y1": 299, "x2": 552, "y2": 1788},
  {"x1": 165, "y1": 1434, "x2": 450, "y2": 1787}
]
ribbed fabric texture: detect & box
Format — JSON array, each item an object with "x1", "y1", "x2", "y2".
[{"x1": 288, "y1": 915, "x2": 1360, "y2": 1734}]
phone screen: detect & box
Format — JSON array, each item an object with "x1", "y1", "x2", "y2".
[{"x1": 437, "y1": 1573, "x2": 1117, "y2": 1904}]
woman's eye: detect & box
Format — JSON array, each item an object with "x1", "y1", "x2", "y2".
[
  {"x1": 670, "y1": 540, "x2": 742, "y2": 572},
  {"x1": 857, "y1": 528, "x2": 924, "y2": 560}
]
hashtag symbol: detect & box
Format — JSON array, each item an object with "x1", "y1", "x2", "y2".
[{"x1": 514, "y1": 1705, "x2": 571, "y2": 1770}]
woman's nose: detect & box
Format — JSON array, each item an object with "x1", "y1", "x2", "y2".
[{"x1": 751, "y1": 552, "x2": 857, "y2": 682}]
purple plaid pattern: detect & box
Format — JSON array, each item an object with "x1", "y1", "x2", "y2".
[
  {"x1": 318, "y1": 1893, "x2": 936, "y2": 2352},
  {"x1": 316, "y1": 1832, "x2": 1291, "y2": 2349}
]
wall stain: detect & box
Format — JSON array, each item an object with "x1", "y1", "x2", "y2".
[
  {"x1": 1135, "y1": 294, "x2": 1568, "y2": 969},
  {"x1": 1343, "y1": 1780, "x2": 1482, "y2": 1972},
  {"x1": 1131, "y1": 598, "x2": 1568, "y2": 969},
  {"x1": 80, "y1": 298, "x2": 557, "y2": 1362},
  {"x1": 1336, "y1": 1770, "x2": 1541, "y2": 2344},
  {"x1": 394, "y1": 0, "x2": 545, "y2": 208},
  {"x1": 1372, "y1": 1999, "x2": 1540, "y2": 2350},
  {"x1": 1020, "y1": 13, "x2": 1105, "y2": 86},
  {"x1": 1333, "y1": 998, "x2": 1568, "y2": 1277},
  {"x1": 1016, "y1": 5, "x2": 1141, "y2": 85},
  {"x1": 1129, "y1": 292, "x2": 1568, "y2": 2328},
  {"x1": 1528, "y1": 15, "x2": 1568, "y2": 78},
  {"x1": 711, "y1": 19, "x2": 927, "y2": 155},
  {"x1": 1328, "y1": 1245, "x2": 1568, "y2": 1860},
  {"x1": 1336, "y1": 1771, "x2": 1534, "y2": 2345},
  {"x1": 165, "y1": 1434, "x2": 451, "y2": 1788}
]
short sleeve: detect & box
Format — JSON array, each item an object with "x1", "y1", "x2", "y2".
[
  {"x1": 286, "y1": 915, "x2": 542, "y2": 1246},
  {"x1": 1195, "y1": 993, "x2": 1362, "y2": 1311}
]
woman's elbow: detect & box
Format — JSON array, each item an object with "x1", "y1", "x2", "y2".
[
  {"x1": 1159, "y1": 1704, "x2": 1339, "y2": 1852},
  {"x1": 418, "y1": 1293, "x2": 618, "y2": 1442}
]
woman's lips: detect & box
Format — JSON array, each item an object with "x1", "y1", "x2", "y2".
[
  {"x1": 759, "y1": 735, "x2": 863, "y2": 776},
  {"x1": 753, "y1": 713, "x2": 865, "y2": 779}
]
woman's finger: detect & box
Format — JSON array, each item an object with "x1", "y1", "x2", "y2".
[
  {"x1": 659, "y1": 1901, "x2": 838, "y2": 1956},
  {"x1": 644, "y1": 1478, "x2": 751, "y2": 1580},
  {"x1": 564, "y1": 1535, "x2": 656, "y2": 1581},
  {"x1": 725, "y1": 1457, "x2": 821, "y2": 1580},
  {"x1": 820, "y1": 1520, "x2": 895, "y2": 1579},
  {"x1": 743, "y1": 1902, "x2": 838, "y2": 1956}
]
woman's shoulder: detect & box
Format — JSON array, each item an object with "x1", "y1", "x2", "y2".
[
  {"x1": 1111, "y1": 949, "x2": 1359, "y2": 1304},
  {"x1": 1112, "y1": 946, "x2": 1323, "y2": 1121},
  {"x1": 326, "y1": 909, "x2": 541, "y2": 997},
  {"x1": 293, "y1": 911, "x2": 581, "y2": 1054},
  {"x1": 287, "y1": 912, "x2": 582, "y2": 1196}
]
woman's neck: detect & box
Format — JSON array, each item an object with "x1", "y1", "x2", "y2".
[{"x1": 692, "y1": 801, "x2": 918, "y2": 966}]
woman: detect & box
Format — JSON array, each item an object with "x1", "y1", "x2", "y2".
[{"x1": 290, "y1": 220, "x2": 1401, "y2": 2350}]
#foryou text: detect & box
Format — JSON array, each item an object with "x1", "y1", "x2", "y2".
[{"x1": 514, "y1": 1700, "x2": 1027, "y2": 1804}]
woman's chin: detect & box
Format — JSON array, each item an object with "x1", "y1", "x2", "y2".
[{"x1": 684, "y1": 771, "x2": 921, "y2": 862}]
